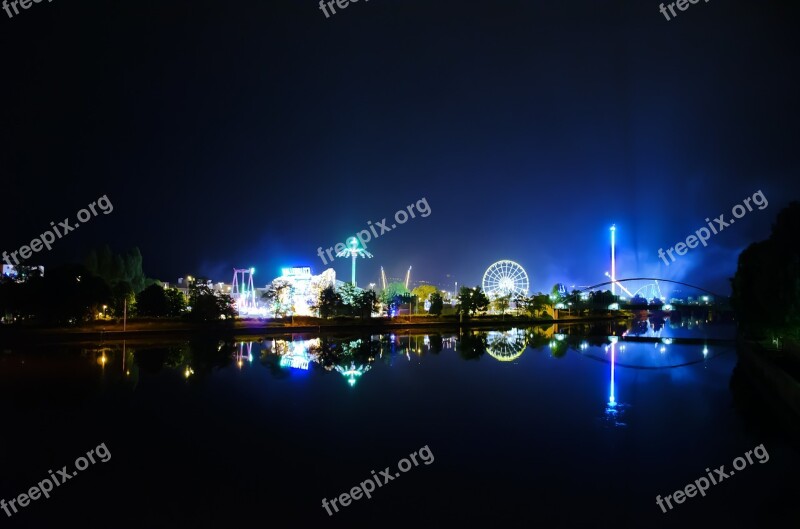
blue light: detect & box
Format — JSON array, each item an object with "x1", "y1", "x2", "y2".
[{"x1": 609, "y1": 341, "x2": 616, "y2": 406}]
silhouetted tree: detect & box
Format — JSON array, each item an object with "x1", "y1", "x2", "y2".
[
  {"x1": 188, "y1": 284, "x2": 236, "y2": 321},
  {"x1": 353, "y1": 289, "x2": 379, "y2": 318},
  {"x1": 85, "y1": 246, "x2": 152, "y2": 293},
  {"x1": 732, "y1": 201, "x2": 800, "y2": 336},
  {"x1": 429, "y1": 292, "x2": 444, "y2": 316},
  {"x1": 136, "y1": 284, "x2": 169, "y2": 317},
  {"x1": 456, "y1": 286, "x2": 490, "y2": 318},
  {"x1": 316, "y1": 285, "x2": 343, "y2": 319}
]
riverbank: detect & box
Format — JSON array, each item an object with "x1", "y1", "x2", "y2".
[{"x1": 0, "y1": 313, "x2": 628, "y2": 345}]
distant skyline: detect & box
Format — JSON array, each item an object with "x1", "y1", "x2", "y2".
[{"x1": 2, "y1": 0, "x2": 798, "y2": 295}]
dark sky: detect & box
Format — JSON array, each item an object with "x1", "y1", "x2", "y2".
[{"x1": 2, "y1": 0, "x2": 798, "y2": 296}]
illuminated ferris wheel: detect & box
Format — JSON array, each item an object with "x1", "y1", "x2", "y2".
[
  {"x1": 482, "y1": 260, "x2": 529, "y2": 298},
  {"x1": 486, "y1": 328, "x2": 528, "y2": 362}
]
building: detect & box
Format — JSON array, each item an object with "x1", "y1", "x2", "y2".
[{"x1": 2, "y1": 264, "x2": 44, "y2": 280}]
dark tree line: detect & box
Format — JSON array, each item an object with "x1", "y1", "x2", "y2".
[
  {"x1": 732, "y1": 202, "x2": 800, "y2": 337},
  {"x1": 0, "y1": 246, "x2": 235, "y2": 325}
]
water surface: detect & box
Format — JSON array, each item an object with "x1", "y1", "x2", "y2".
[{"x1": 0, "y1": 321, "x2": 796, "y2": 528}]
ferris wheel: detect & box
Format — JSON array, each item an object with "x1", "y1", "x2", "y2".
[
  {"x1": 486, "y1": 329, "x2": 528, "y2": 362},
  {"x1": 482, "y1": 260, "x2": 529, "y2": 298}
]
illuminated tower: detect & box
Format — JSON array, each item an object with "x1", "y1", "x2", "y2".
[
  {"x1": 232, "y1": 268, "x2": 256, "y2": 313},
  {"x1": 337, "y1": 237, "x2": 372, "y2": 287},
  {"x1": 610, "y1": 225, "x2": 616, "y2": 296}
]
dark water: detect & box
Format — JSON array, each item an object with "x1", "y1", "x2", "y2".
[{"x1": 0, "y1": 321, "x2": 797, "y2": 528}]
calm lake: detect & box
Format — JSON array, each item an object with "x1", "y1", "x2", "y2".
[{"x1": 0, "y1": 319, "x2": 797, "y2": 528}]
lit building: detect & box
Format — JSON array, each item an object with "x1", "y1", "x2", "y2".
[
  {"x1": 2, "y1": 265, "x2": 44, "y2": 280},
  {"x1": 265, "y1": 266, "x2": 341, "y2": 316}
]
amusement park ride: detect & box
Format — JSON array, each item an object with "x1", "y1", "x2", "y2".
[
  {"x1": 231, "y1": 268, "x2": 256, "y2": 313},
  {"x1": 477, "y1": 224, "x2": 677, "y2": 309},
  {"x1": 337, "y1": 236, "x2": 372, "y2": 287},
  {"x1": 380, "y1": 265, "x2": 413, "y2": 290}
]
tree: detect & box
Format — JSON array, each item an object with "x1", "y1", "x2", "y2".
[
  {"x1": 189, "y1": 284, "x2": 236, "y2": 322},
  {"x1": 429, "y1": 292, "x2": 444, "y2": 316},
  {"x1": 165, "y1": 288, "x2": 187, "y2": 317},
  {"x1": 338, "y1": 283, "x2": 359, "y2": 306},
  {"x1": 533, "y1": 294, "x2": 553, "y2": 317},
  {"x1": 456, "y1": 286, "x2": 489, "y2": 318},
  {"x1": 316, "y1": 285, "x2": 343, "y2": 319},
  {"x1": 262, "y1": 279, "x2": 294, "y2": 317},
  {"x1": 515, "y1": 293, "x2": 553, "y2": 318},
  {"x1": 411, "y1": 285, "x2": 438, "y2": 303},
  {"x1": 110, "y1": 281, "x2": 135, "y2": 318},
  {"x1": 32, "y1": 265, "x2": 111, "y2": 324},
  {"x1": 136, "y1": 284, "x2": 169, "y2": 317},
  {"x1": 589, "y1": 290, "x2": 618, "y2": 309},
  {"x1": 732, "y1": 202, "x2": 800, "y2": 336},
  {"x1": 493, "y1": 294, "x2": 511, "y2": 315},
  {"x1": 630, "y1": 294, "x2": 648, "y2": 306},
  {"x1": 353, "y1": 289, "x2": 379, "y2": 318},
  {"x1": 85, "y1": 246, "x2": 152, "y2": 294}
]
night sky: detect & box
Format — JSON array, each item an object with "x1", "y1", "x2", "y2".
[{"x1": 2, "y1": 0, "x2": 798, "y2": 295}]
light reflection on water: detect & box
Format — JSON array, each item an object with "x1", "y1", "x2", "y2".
[
  {"x1": 5, "y1": 319, "x2": 791, "y2": 528},
  {"x1": 1, "y1": 321, "x2": 733, "y2": 425}
]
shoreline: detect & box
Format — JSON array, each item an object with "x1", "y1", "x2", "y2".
[{"x1": 0, "y1": 314, "x2": 629, "y2": 345}]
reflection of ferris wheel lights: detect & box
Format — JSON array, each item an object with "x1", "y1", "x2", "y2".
[
  {"x1": 703, "y1": 346, "x2": 709, "y2": 356},
  {"x1": 660, "y1": 346, "x2": 666, "y2": 353}
]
